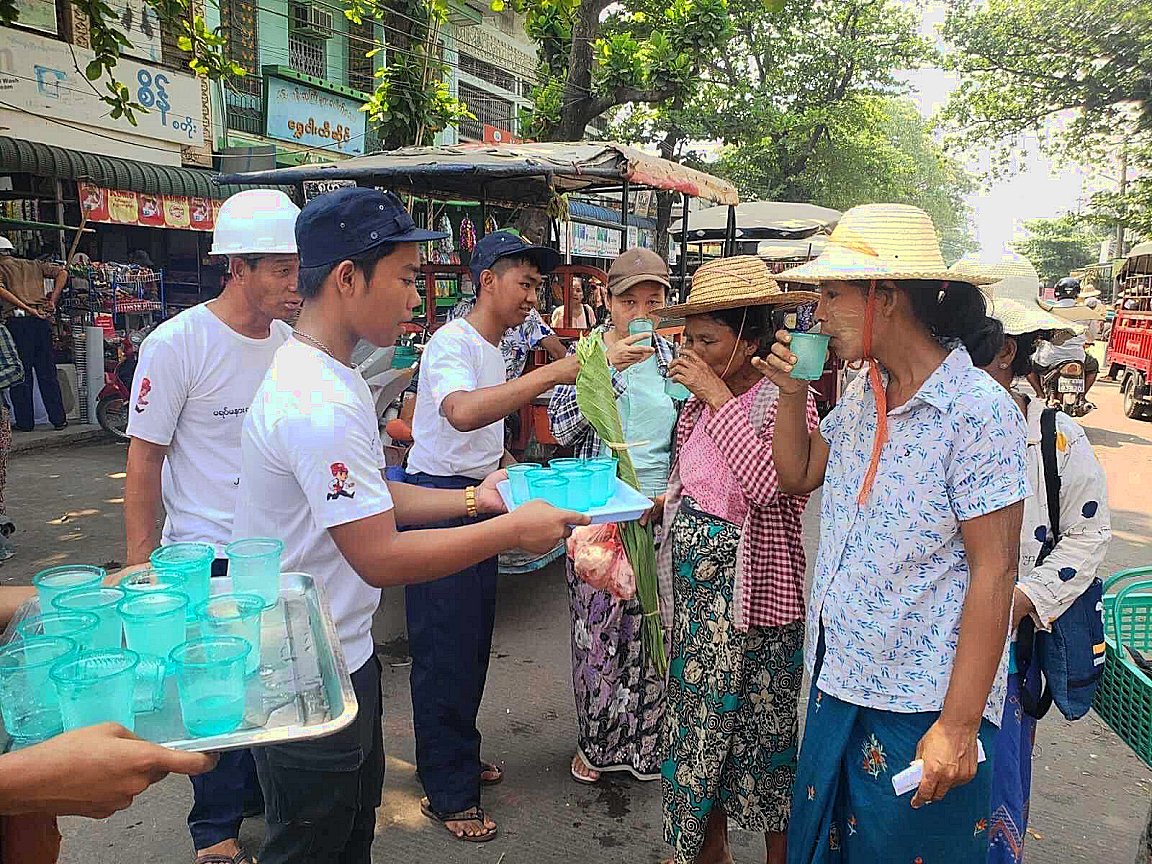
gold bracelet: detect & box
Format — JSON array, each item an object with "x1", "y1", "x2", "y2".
[{"x1": 465, "y1": 486, "x2": 478, "y2": 518}]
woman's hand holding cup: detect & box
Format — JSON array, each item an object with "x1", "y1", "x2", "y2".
[{"x1": 751, "y1": 330, "x2": 809, "y2": 396}]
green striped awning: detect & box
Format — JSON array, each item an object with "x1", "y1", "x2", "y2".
[{"x1": 0, "y1": 136, "x2": 291, "y2": 200}]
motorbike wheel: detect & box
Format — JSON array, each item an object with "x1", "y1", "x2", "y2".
[
  {"x1": 1123, "y1": 372, "x2": 1150, "y2": 421},
  {"x1": 96, "y1": 395, "x2": 131, "y2": 440}
]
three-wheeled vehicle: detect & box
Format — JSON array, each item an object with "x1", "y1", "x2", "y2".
[{"x1": 1107, "y1": 241, "x2": 1152, "y2": 420}]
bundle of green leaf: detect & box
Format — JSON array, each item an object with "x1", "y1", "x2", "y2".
[{"x1": 574, "y1": 336, "x2": 667, "y2": 674}]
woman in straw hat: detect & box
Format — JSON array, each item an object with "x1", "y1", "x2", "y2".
[
  {"x1": 966, "y1": 289, "x2": 1111, "y2": 864},
  {"x1": 654, "y1": 256, "x2": 819, "y2": 864},
  {"x1": 754, "y1": 203, "x2": 1030, "y2": 864},
  {"x1": 549, "y1": 248, "x2": 680, "y2": 786}
]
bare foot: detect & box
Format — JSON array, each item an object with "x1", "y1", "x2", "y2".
[
  {"x1": 444, "y1": 807, "x2": 496, "y2": 840},
  {"x1": 571, "y1": 753, "x2": 601, "y2": 783}
]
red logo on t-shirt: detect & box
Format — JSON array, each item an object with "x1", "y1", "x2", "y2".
[
  {"x1": 134, "y1": 377, "x2": 152, "y2": 413},
  {"x1": 327, "y1": 462, "x2": 356, "y2": 500}
]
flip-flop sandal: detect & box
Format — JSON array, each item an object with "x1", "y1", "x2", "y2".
[
  {"x1": 195, "y1": 851, "x2": 256, "y2": 864},
  {"x1": 570, "y1": 754, "x2": 600, "y2": 785},
  {"x1": 420, "y1": 797, "x2": 498, "y2": 843},
  {"x1": 480, "y1": 759, "x2": 504, "y2": 786}
]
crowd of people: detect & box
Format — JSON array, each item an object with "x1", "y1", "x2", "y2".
[{"x1": 0, "y1": 191, "x2": 1114, "y2": 864}]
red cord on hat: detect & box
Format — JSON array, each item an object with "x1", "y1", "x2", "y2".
[{"x1": 858, "y1": 281, "x2": 887, "y2": 505}]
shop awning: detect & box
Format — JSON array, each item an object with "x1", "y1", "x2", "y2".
[
  {"x1": 0, "y1": 137, "x2": 293, "y2": 201},
  {"x1": 568, "y1": 200, "x2": 657, "y2": 231}
]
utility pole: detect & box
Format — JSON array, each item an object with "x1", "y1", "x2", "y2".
[{"x1": 1115, "y1": 141, "x2": 1129, "y2": 259}]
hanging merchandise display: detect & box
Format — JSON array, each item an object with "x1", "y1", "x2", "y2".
[
  {"x1": 459, "y1": 217, "x2": 477, "y2": 252},
  {"x1": 484, "y1": 215, "x2": 500, "y2": 236},
  {"x1": 431, "y1": 214, "x2": 455, "y2": 264}
]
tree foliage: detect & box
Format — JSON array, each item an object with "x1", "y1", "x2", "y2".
[{"x1": 1012, "y1": 213, "x2": 1107, "y2": 285}]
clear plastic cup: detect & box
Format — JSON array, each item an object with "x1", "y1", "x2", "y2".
[
  {"x1": 563, "y1": 468, "x2": 595, "y2": 511},
  {"x1": 50, "y1": 648, "x2": 139, "y2": 732},
  {"x1": 170, "y1": 636, "x2": 250, "y2": 738},
  {"x1": 225, "y1": 539, "x2": 284, "y2": 610},
  {"x1": 0, "y1": 636, "x2": 77, "y2": 742},
  {"x1": 33, "y1": 565, "x2": 105, "y2": 613},
  {"x1": 664, "y1": 377, "x2": 692, "y2": 401},
  {"x1": 506, "y1": 463, "x2": 541, "y2": 506},
  {"x1": 119, "y1": 565, "x2": 188, "y2": 596},
  {"x1": 16, "y1": 610, "x2": 100, "y2": 646},
  {"x1": 788, "y1": 332, "x2": 831, "y2": 381},
  {"x1": 628, "y1": 317, "x2": 654, "y2": 347},
  {"x1": 586, "y1": 458, "x2": 618, "y2": 507},
  {"x1": 51, "y1": 586, "x2": 125, "y2": 650},
  {"x1": 150, "y1": 544, "x2": 215, "y2": 620},
  {"x1": 529, "y1": 474, "x2": 569, "y2": 508},
  {"x1": 196, "y1": 593, "x2": 263, "y2": 676},
  {"x1": 118, "y1": 591, "x2": 189, "y2": 665}
]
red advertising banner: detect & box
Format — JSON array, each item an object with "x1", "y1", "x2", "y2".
[{"x1": 79, "y1": 183, "x2": 218, "y2": 232}]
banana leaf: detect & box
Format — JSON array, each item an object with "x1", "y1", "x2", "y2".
[{"x1": 575, "y1": 336, "x2": 667, "y2": 674}]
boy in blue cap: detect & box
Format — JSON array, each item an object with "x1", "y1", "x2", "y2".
[
  {"x1": 233, "y1": 191, "x2": 585, "y2": 863},
  {"x1": 405, "y1": 230, "x2": 578, "y2": 842}
]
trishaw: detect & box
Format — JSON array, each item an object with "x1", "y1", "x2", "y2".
[
  {"x1": 218, "y1": 141, "x2": 740, "y2": 571},
  {"x1": 1106, "y1": 241, "x2": 1152, "y2": 419}
]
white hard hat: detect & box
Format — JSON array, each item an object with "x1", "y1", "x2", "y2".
[
  {"x1": 0, "y1": 237, "x2": 13, "y2": 254},
  {"x1": 210, "y1": 190, "x2": 300, "y2": 257}
]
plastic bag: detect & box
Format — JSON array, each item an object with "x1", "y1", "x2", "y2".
[{"x1": 567, "y1": 523, "x2": 636, "y2": 600}]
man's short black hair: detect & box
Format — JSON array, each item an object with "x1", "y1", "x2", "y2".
[
  {"x1": 297, "y1": 243, "x2": 397, "y2": 299},
  {"x1": 475, "y1": 253, "x2": 541, "y2": 297}
]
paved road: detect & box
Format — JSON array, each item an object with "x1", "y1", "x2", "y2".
[{"x1": 3, "y1": 377, "x2": 1149, "y2": 862}]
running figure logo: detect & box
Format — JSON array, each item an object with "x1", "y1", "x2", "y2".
[
  {"x1": 134, "y1": 377, "x2": 152, "y2": 413},
  {"x1": 327, "y1": 462, "x2": 356, "y2": 500}
]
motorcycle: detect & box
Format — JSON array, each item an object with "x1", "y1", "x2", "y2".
[
  {"x1": 1039, "y1": 359, "x2": 1093, "y2": 417},
  {"x1": 96, "y1": 327, "x2": 150, "y2": 440}
]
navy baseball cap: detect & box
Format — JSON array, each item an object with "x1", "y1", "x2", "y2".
[
  {"x1": 469, "y1": 230, "x2": 561, "y2": 285},
  {"x1": 296, "y1": 187, "x2": 447, "y2": 268}
]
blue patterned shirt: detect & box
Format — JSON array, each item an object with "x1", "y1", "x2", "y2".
[{"x1": 810, "y1": 346, "x2": 1030, "y2": 724}]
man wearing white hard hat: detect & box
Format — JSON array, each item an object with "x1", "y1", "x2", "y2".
[{"x1": 123, "y1": 188, "x2": 301, "y2": 864}]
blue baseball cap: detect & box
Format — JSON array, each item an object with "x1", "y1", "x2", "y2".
[
  {"x1": 296, "y1": 187, "x2": 447, "y2": 268},
  {"x1": 469, "y1": 230, "x2": 561, "y2": 285}
]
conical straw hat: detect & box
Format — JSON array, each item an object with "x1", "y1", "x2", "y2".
[
  {"x1": 984, "y1": 295, "x2": 1081, "y2": 338},
  {"x1": 656, "y1": 256, "x2": 819, "y2": 318},
  {"x1": 778, "y1": 204, "x2": 995, "y2": 286},
  {"x1": 950, "y1": 251, "x2": 1040, "y2": 288}
]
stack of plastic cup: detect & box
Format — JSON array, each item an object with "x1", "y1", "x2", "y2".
[
  {"x1": 118, "y1": 591, "x2": 189, "y2": 666},
  {"x1": 119, "y1": 566, "x2": 187, "y2": 596},
  {"x1": 527, "y1": 470, "x2": 569, "y2": 508},
  {"x1": 151, "y1": 544, "x2": 215, "y2": 621},
  {"x1": 562, "y1": 468, "x2": 595, "y2": 511},
  {"x1": 225, "y1": 539, "x2": 284, "y2": 610},
  {"x1": 170, "y1": 636, "x2": 250, "y2": 737},
  {"x1": 52, "y1": 586, "x2": 125, "y2": 650},
  {"x1": 16, "y1": 610, "x2": 99, "y2": 646},
  {"x1": 196, "y1": 594, "x2": 264, "y2": 676},
  {"x1": 50, "y1": 648, "x2": 140, "y2": 732},
  {"x1": 587, "y1": 458, "x2": 618, "y2": 507},
  {"x1": 0, "y1": 636, "x2": 77, "y2": 743},
  {"x1": 506, "y1": 463, "x2": 541, "y2": 506},
  {"x1": 33, "y1": 565, "x2": 105, "y2": 613}
]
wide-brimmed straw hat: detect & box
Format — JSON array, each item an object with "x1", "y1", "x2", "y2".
[
  {"x1": 986, "y1": 295, "x2": 1082, "y2": 338},
  {"x1": 656, "y1": 256, "x2": 818, "y2": 319},
  {"x1": 950, "y1": 252, "x2": 1040, "y2": 288},
  {"x1": 950, "y1": 267, "x2": 1087, "y2": 337},
  {"x1": 778, "y1": 203, "x2": 995, "y2": 286}
]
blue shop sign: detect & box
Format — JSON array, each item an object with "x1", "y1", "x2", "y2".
[{"x1": 265, "y1": 77, "x2": 367, "y2": 156}]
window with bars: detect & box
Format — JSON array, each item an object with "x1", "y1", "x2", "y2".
[
  {"x1": 458, "y1": 82, "x2": 517, "y2": 141},
  {"x1": 346, "y1": 18, "x2": 377, "y2": 93},
  {"x1": 218, "y1": 0, "x2": 261, "y2": 135},
  {"x1": 289, "y1": 33, "x2": 328, "y2": 79},
  {"x1": 459, "y1": 53, "x2": 517, "y2": 95}
]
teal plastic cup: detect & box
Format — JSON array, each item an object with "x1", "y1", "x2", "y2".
[
  {"x1": 150, "y1": 544, "x2": 215, "y2": 620},
  {"x1": 587, "y1": 458, "x2": 618, "y2": 507},
  {"x1": 628, "y1": 317, "x2": 654, "y2": 347},
  {"x1": 118, "y1": 591, "x2": 189, "y2": 665},
  {"x1": 506, "y1": 463, "x2": 541, "y2": 506},
  {"x1": 548, "y1": 457, "x2": 586, "y2": 473},
  {"x1": 524, "y1": 467, "x2": 557, "y2": 499},
  {"x1": 16, "y1": 610, "x2": 100, "y2": 646},
  {"x1": 788, "y1": 332, "x2": 831, "y2": 381},
  {"x1": 33, "y1": 565, "x2": 105, "y2": 613},
  {"x1": 0, "y1": 636, "x2": 77, "y2": 742},
  {"x1": 563, "y1": 468, "x2": 595, "y2": 511},
  {"x1": 170, "y1": 636, "x2": 250, "y2": 738},
  {"x1": 529, "y1": 474, "x2": 569, "y2": 508},
  {"x1": 119, "y1": 565, "x2": 187, "y2": 596},
  {"x1": 196, "y1": 593, "x2": 263, "y2": 676},
  {"x1": 225, "y1": 539, "x2": 284, "y2": 610},
  {"x1": 50, "y1": 648, "x2": 139, "y2": 732},
  {"x1": 664, "y1": 377, "x2": 692, "y2": 401},
  {"x1": 52, "y1": 586, "x2": 125, "y2": 650}
]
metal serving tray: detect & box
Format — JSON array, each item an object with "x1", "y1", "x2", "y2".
[{"x1": 2, "y1": 572, "x2": 358, "y2": 754}]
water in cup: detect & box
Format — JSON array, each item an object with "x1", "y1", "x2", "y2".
[
  {"x1": 52, "y1": 586, "x2": 125, "y2": 650},
  {"x1": 50, "y1": 648, "x2": 139, "y2": 732},
  {"x1": 16, "y1": 610, "x2": 99, "y2": 646},
  {"x1": 33, "y1": 565, "x2": 105, "y2": 613},
  {"x1": 226, "y1": 538, "x2": 284, "y2": 609},
  {"x1": 170, "y1": 636, "x2": 250, "y2": 738},
  {"x1": 788, "y1": 331, "x2": 831, "y2": 381},
  {"x1": 0, "y1": 636, "x2": 76, "y2": 743},
  {"x1": 506, "y1": 463, "x2": 541, "y2": 506},
  {"x1": 150, "y1": 543, "x2": 214, "y2": 620},
  {"x1": 196, "y1": 593, "x2": 263, "y2": 676},
  {"x1": 118, "y1": 591, "x2": 189, "y2": 665}
]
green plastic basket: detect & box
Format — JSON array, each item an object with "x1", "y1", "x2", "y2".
[{"x1": 1095, "y1": 566, "x2": 1152, "y2": 768}]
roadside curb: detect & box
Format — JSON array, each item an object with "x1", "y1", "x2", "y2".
[{"x1": 10, "y1": 425, "x2": 113, "y2": 455}]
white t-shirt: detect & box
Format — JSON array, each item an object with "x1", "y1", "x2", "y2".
[
  {"x1": 126, "y1": 303, "x2": 291, "y2": 553},
  {"x1": 408, "y1": 318, "x2": 505, "y2": 480},
  {"x1": 233, "y1": 339, "x2": 393, "y2": 671},
  {"x1": 1034, "y1": 333, "x2": 1087, "y2": 367}
]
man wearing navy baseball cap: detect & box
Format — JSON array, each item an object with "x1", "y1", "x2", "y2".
[
  {"x1": 233, "y1": 190, "x2": 585, "y2": 863},
  {"x1": 404, "y1": 229, "x2": 579, "y2": 842}
]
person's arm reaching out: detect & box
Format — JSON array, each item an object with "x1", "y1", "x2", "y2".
[{"x1": 441, "y1": 354, "x2": 579, "y2": 433}]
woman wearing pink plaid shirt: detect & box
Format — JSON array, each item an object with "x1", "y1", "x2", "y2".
[{"x1": 656, "y1": 257, "x2": 819, "y2": 864}]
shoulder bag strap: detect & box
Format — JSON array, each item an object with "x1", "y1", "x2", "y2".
[{"x1": 1040, "y1": 407, "x2": 1062, "y2": 551}]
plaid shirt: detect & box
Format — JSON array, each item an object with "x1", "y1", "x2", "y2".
[
  {"x1": 674, "y1": 380, "x2": 818, "y2": 628},
  {"x1": 0, "y1": 324, "x2": 24, "y2": 393},
  {"x1": 548, "y1": 325, "x2": 677, "y2": 460}
]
